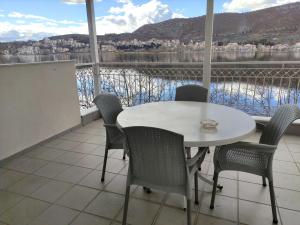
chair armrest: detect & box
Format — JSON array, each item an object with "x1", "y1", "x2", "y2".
[
  {"x1": 256, "y1": 122, "x2": 266, "y2": 131},
  {"x1": 219, "y1": 141, "x2": 277, "y2": 153},
  {"x1": 104, "y1": 123, "x2": 117, "y2": 128}
]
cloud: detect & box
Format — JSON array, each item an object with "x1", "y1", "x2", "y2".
[
  {"x1": 0, "y1": 0, "x2": 185, "y2": 42},
  {"x1": 95, "y1": 0, "x2": 185, "y2": 34},
  {"x1": 223, "y1": 0, "x2": 300, "y2": 12},
  {"x1": 63, "y1": 0, "x2": 102, "y2": 4},
  {"x1": 8, "y1": 12, "x2": 56, "y2": 22}
]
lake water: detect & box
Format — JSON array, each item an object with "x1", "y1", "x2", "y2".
[{"x1": 1, "y1": 50, "x2": 300, "y2": 64}]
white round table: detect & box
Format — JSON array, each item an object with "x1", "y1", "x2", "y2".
[{"x1": 117, "y1": 101, "x2": 256, "y2": 147}]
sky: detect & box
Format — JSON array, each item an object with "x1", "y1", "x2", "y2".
[{"x1": 0, "y1": 0, "x2": 299, "y2": 42}]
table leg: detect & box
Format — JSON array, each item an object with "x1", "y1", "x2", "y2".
[{"x1": 183, "y1": 196, "x2": 187, "y2": 210}]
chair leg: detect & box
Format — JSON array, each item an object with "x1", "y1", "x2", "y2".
[
  {"x1": 269, "y1": 180, "x2": 278, "y2": 224},
  {"x1": 207, "y1": 148, "x2": 210, "y2": 154},
  {"x1": 186, "y1": 199, "x2": 191, "y2": 225},
  {"x1": 122, "y1": 185, "x2": 131, "y2": 225},
  {"x1": 143, "y1": 187, "x2": 152, "y2": 193},
  {"x1": 194, "y1": 172, "x2": 199, "y2": 205},
  {"x1": 186, "y1": 147, "x2": 191, "y2": 159},
  {"x1": 210, "y1": 172, "x2": 219, "y2": 209},
  {"x1": 101, "y1": 147, "x2": 109, "y2": 182},
  {"x1": 262, "y1": 176, "x2": 267, "y2": 187},
  {"x1": 122, "y1": 150, "x2": 126, "y2": 160}
]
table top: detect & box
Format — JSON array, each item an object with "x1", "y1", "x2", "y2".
[{"x1": 117, "y1": 101, "x2": 256, "y2": 147}]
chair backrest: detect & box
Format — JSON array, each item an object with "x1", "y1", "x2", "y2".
[
  {"x1": 260, "y1": 104, "x2": 300, "y2": 146},
  {"x1": 93, "y1": 93, "x2": 123, "y2": 125},
  {"x1": 123, "y1": 126, "x2": 187, "y2": 189},
  {"x1": 175, "y1": 85, "x2": 208, "y2": 102}
]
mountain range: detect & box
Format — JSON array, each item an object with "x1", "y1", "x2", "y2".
[
  {"x1": 47, "y1": 2, "x2": 300, "y2": 46},
  {"x1": 2, "y1": 2, "x2": 300, "y2": 47}
]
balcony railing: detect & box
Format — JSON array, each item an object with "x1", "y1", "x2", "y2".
[{"x1": 76, "y1": 62, "x2": 300, "y2": 116}]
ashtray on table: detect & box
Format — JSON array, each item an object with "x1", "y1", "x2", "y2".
[{"x1": 200, "y1": 119, "x2": 218, "y2": 129}]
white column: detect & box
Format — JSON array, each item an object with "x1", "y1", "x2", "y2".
[
  {"x1": 85, "y1": 0, "x2": 100, "y2": 96},
  {"x1": 203, "y1": 0, "x2": 214, "y2": 99}
]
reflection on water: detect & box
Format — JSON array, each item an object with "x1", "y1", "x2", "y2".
[{"x1": 2, "y1": 50, "x2": 300, "y2": 64}]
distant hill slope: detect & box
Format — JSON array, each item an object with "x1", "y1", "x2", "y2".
[
  {"x1": 130, "y1": 2, "x2": 300, "y2": 44},
  {"x1": 5, "y1": 2, "x2": 300, "y2": 45}
]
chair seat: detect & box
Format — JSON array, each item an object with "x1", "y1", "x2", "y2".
[
  {"x1": 215, "y1": 147, "x2": 269, "y2": 174},
  {"x1": 110, "y1": 134, "x2": 125, "y2": 149}
]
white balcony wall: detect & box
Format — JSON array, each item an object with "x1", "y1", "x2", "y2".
[{"x1": 0, "y1": 61, "x2": 81, "y2": 160}]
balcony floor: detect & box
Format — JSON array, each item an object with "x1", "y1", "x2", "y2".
[{"x1": 0, "y1": 119, "x2": 299, "y2": 225}]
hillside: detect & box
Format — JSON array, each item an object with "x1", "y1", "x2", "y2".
[{"x1": 2, "y1": 2, "x2": 300, "y2": 46}]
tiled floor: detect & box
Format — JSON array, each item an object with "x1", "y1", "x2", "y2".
[{"x1": 0, "y1": 119, "x2": 299, "y2": 225}]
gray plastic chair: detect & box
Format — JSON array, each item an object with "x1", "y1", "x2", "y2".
[
  {"x1": 122, "y1": 126, "x2": 207, "y2": 225},
  {"x1": 210, "y1": 104, "x2": 300, "y2": 224},
  {"x1": 93, "y1": 93, "x2": 126, "y2": 182},
  {"x1": 175, "y1": 84, "x2": 208, "y2": 102},
  {"x1": 175, "y1": 84, "x2": 210, "y2": 156}
]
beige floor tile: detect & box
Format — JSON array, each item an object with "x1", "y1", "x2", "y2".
[
  {"x1": 26, "y1": 147, "x2": 66, "y2": 161},
  {"x1": 0, "y1": 168, "x2": 7, "y2": 176},
  {"x1": 75, "y1": 126, "x2": 105, "y2": 136},
  {"x1": 31, "y1": 205, "x2": 78, "y2": 225},
  {"x1": 200, "y1": 193, "x2": 238, "y2": 222},
  {"x1": 277, "y1": 142, "x2": 289, "y2": 152},
  {"x1": 70, "y1": 213, "x2": 111, "y2": 225},
  {"x1": 287, "y1": 143, "x2": 300, "y2": 153},
  {"x1": 273, "y1": 160, "x2": 300, "y2": 175},
  {"x1": 55, "y1": 166, "x2": 91, "y2": 184},
  {"x1": 85, "y1": 191, "x2": 124, "y2": 219},
  {"x1": 43, "y1": 139, "x2": 64, "y2": 148},
  {"x1": 279, "y1": 208, "x2": 300, "y2": 225},
  {"x1": 208, "y1": 166, "x2": 237, "y2": 180},
  {"x1": 155, "y1": 206, "x2": 196, "y2": 225},
  {"x1": 197, "y1": 213, "x2": 237, "y2": 225},
  {"x1": 0, "y1": 198, "x2": 49, "y2": 225},
  {"x1": 73, "y1": 155, "x2": 103, "y2": 169},
  {"x1": 273, "y1": 173, "x2": 300, "y2": 191},
  {"x1": 3, "y1": 157, "x2": 47, "y2": 173},
  {"x1": 291, "y1": 152, "x2": 300, "y2": 163},
  {"x1": 239, "y1": 181, "x2": 271, "y2": 205},
  {"x1": 54, "y1": 140, "x2": 81, "y2": 151},
  {"x1": 0, "y1": 170, "x2": 27, "y2": 190},
  {"x1": 165, "y1": 193, "x2": 198, "y2": 212},
  {"x1": 119, "y1": 164, "x2": 129, "y2": 176},
  {"x1": 70, "y1": 143, "x2": 99, "y2": 154},
  {"x1": 57, "y1": 185, "x2": 99, "y2": 210},
  {"x1": 238, "y1": 172, "x2": 262, "y2": 184},
  {"x1": 85, "y1": 135, "x2": 106, "y2": 145},
  {"x1": 132, "y1": 186, "x2": 166, "y2": 203},
  {"x1": 109, "y1": 149, "x2": 126, "y2": 160},
  {"x1": 116, "y1": 198, "x2": 160, "y2": 225},
  {"x1": 284, "y1": 136, "x2": 300, "y2": 145},
  {"x1": 53, "y1": 151, "x2": 86, "y2": 165},
  {"x1": 34, "y1": 162, "x2": 70, "y2": 178},
  {"x1": 105, "y1": 175, "x2": 128, "y2": 195},
  {"x1": 31, "y1": 180, "x2": 72, "y2": 203},
  {"x1": 79, "y1": 170, "x2": 115, "y2": 189},
  {"x1": 97, "y1": 158, "x2": 127, "y2": 174},
  {"x1": 90, "y1": 145, "x2": 107, "y2": 156},
  {"x1": 204, "y1": 177, "x2": 237, "y2": 198},
  {"x1": 274, "y1": 150, "x2": 294, "y2": 162},
  {"x1": 239, "y1": 200, "x2": 280, "y2": 225},
  {"x1": 60, "y1": 132, "x2": 92, "y2": 142},
  {"x1": 8, "y1": 175, "x2": 49, "y2": 196},
  {"x1": 276, "y1": 188, "x2": 300, "y2": 211},
  {"x1": 0, "y1": 190, "x2": 24, "y2": 214}
]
